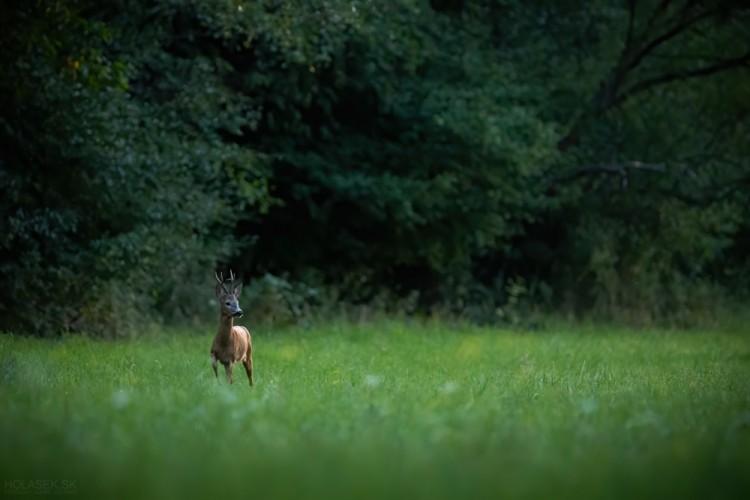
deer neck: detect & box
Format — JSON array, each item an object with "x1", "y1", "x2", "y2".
[{"x1": 217, "y1": 315, "x2": 234, "y2": 343}]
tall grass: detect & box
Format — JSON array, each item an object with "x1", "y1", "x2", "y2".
[{"x1": 1, "y1": 321, "x2": 749, "y2": 499}]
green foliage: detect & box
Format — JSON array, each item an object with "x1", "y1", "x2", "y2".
[
  {"x1": 195, "y1": 0, "x2": 561, "y2": 309},
  {"x1": 498, "y1": 1, "x2": 750, "y2": 325},
  {"x1": 1, "y1": 323, "x2": 749, "y2": 499},
  {"x1": 1, "y1": 0, "x2": 748, "y2": 334},
  {"x1": 0, "y1": 1, "x2": 271, "y2": 335}
]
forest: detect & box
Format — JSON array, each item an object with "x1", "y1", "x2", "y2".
[{"x1": 2, "y1": 0, "x2": 749, "y2": 336}]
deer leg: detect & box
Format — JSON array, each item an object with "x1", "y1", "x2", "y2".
[
  {"x1": 210, "y1": 353, "x2": 219, "y2": 380},
  {"x1": 224, "y1": 362, "x2": 234, "y2": 384},
  {"x1": 243, "y1": 356, "x2": 253, "y2": 386}
]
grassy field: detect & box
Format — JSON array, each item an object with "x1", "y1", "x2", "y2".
[{"x1": 1, "y1": 321, "x2": 749, "y2": 499}]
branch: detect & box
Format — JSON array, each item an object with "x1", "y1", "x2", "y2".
[
  {"x1": 594, "y1": 5, "x2": 718, "y2": 116},
  {"x1": 625, "y1": 7, "x2": 717, "y2": 74},
  {"x1": 666, "y1": 170, "x2": 750, "y2": 207},
  {"x1": 546, "y1": 161, "x2": 666, "y2": 192},
  {"x1": 615, "y1": 49, "x2": 750, "y2": 107},
  {"x1": 557, "y1": 4, "x2": 741, "y2": 152}
]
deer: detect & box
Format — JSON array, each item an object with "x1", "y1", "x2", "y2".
[{"x1": 211, "y1": 270, "x2": 253, "y2": 386}]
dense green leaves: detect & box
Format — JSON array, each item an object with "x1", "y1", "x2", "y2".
[
  {"x1": 1, "y1": 0, "x2": 748, "y2": 334},
  {"x1": 0, "y1": 0, "x2": 270, "y2": 334}
]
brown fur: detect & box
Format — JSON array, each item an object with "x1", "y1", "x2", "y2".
[{"x1": 211, "y1": 272, "x2": 253, "y2": 385}]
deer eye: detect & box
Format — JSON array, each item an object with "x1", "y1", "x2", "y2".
[{"x1": 225, "y1": 301, "x2": 230, "y2": 306}]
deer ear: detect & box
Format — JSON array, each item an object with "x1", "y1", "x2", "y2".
[
  {"x1": 233, "y1": 285, "x2": 242, "y2": 298},
  {"x1": 216, "y1": 283, "x2": 226, "y2": 298}
]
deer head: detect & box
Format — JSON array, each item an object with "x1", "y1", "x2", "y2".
[{"x1": 215, "y1": 270, "x2": 243, "y2": 318}]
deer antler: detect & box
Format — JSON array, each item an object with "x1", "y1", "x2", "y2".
[
  {"x1": 215, "y1": 271, "x2": 229, "y2": 295},
  {"x1": 228, "y1": 270, "x2": 236, "y2": 290}
]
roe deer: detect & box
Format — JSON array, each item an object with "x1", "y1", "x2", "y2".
[{"x1": 211, "y1": 270, "x2": 253, "y2": 385}]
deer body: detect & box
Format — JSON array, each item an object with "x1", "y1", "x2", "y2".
[{"x1": 211, "y1": 271, "x2": 253, "y2": 385}]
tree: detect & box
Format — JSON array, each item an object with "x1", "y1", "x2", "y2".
[
  {"x1": 1, "y1": 0, "x2": 747, "y2": 333},
  {"x1": 0, "y1": 0, "x2": 271, "y2": 335}
]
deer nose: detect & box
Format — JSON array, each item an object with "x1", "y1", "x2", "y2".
[{"x1": 235, "y1": 309, "x2": 243, "y2": 318}]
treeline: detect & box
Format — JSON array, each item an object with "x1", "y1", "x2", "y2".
[{"x1": 1, "y1": 0, "x2": 749, "y2": 336}]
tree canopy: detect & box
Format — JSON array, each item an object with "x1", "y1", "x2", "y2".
[{"x1": 1, "y1": 0, "x2": 748, "y2": 335}]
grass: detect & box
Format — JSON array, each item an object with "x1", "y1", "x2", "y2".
[{"x1": 1, "y1": 321, "x2": 749, "y2": 499}]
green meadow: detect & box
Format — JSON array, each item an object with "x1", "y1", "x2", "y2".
[{"x1": 1, "y1": 322, "x2": 749, "y2": 500}]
